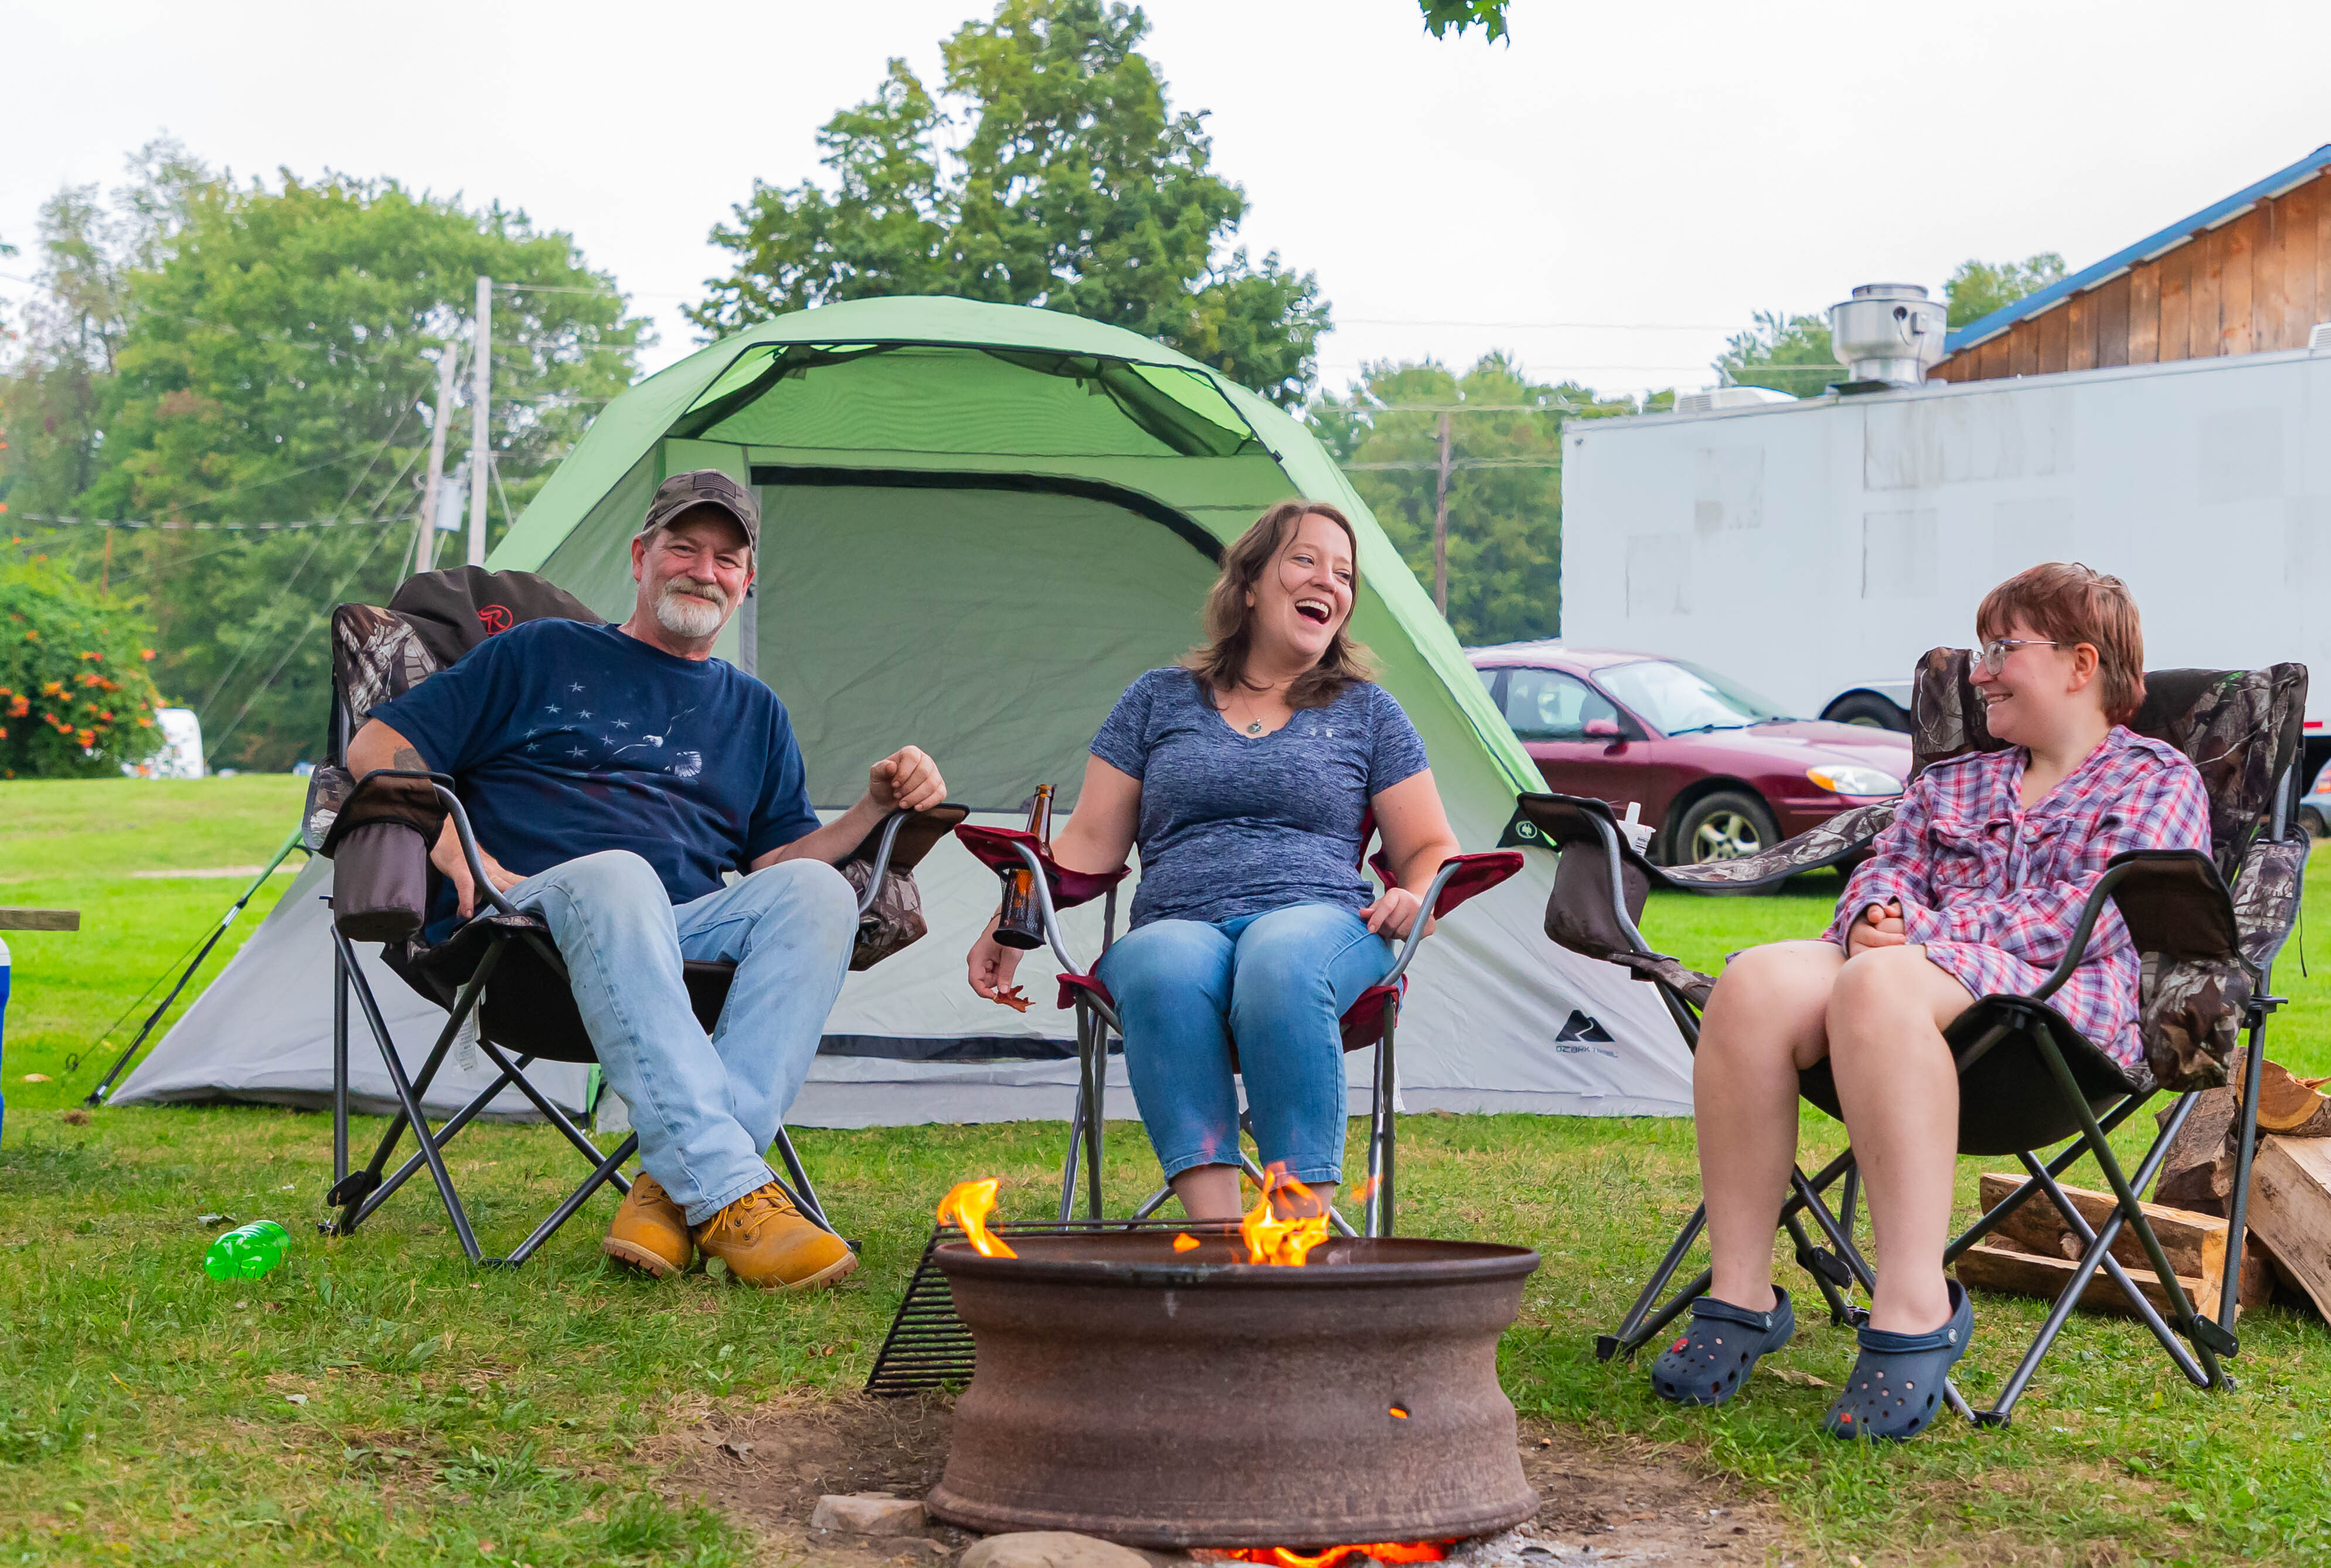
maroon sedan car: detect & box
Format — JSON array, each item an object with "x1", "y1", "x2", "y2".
[{"x1": 1469, "y1": 642, "x2": 1912, "y2": 865}]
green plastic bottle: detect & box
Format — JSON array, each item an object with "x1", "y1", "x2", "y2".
[{"x1": 204, "y1": 1220, "x2": 289, "y2": 1280}]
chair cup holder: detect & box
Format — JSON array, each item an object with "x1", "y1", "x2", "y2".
[{"x1": 329, "y1": 821, "x2": 430, "y2": 943}]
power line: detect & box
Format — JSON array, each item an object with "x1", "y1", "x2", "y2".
[{"x1": 10, "y1": 512, "x2": 413, "y2": 532}]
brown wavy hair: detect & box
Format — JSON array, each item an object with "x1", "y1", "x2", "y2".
[
  {"x1": 1976, "y1": 561, "x2": 2146, "y2": 724},
  {"x1": 1183, "y1": 499, "x2": 1376, "y2": 710}
]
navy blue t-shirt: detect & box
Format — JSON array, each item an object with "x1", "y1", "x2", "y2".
[
  {"x1": 1090, "y1": 668, "x2": 1430, "y2": 928},
  {"x1": 370, "y1": 620, "x2": 821, "y2": 942}
]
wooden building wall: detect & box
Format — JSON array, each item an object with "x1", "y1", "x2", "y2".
[{"x1": 1931, "y1": 168, "x2": 2331, "y2": 383}]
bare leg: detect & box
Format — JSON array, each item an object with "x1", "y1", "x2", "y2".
[
  {"x1": 1170, "y1": 1165, "x2": 1339, "y2": 1221},
  {"x1": 1172, "y1": 1165, "x2": 1243, "y2": 1220},
  {"x1": 1693, "y1": 941, "x2": 1843, "y2": 1311},
  {"x1": 1825, "y1": 944, "x2": 1975, "y2": 1334}
]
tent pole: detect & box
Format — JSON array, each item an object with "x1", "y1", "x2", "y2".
[{"x1": 85, "y1": 825, "x2": 309, "y2": 1106}]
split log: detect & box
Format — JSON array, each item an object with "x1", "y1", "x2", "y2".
[
  {"x1": 2152, "y1": 1055, "x2": 2331, "y2": 1216},
  {"x1": 1958, "y1": 1172, "x2": 2269, "y2": 1319},
  {"x1": 0, "y1": 908, "x2": 79, "y2": 931},
  {"x1": 2248, "y1": 1136, "x2": 2331, "y2": 1321},
  {"x1": 1956, "y1": 1242, "x2": 2207, "y2": 1321}
]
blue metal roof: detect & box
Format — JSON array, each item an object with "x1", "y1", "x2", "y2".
[{"x1": 1944, "y1": 144, "x2": 2331, "y2": 356}]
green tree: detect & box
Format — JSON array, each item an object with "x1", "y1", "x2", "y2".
[
  {"x1": 1, "y1": 159, "x2": 648, "y2": 770},
  {"x1": 1713, "y1": 309, "x2": 1836, "y2": 397},
  {"x1": 0, "y1": 557, "x2": 164, "y2": 779},
  {"x1": 689, "y1": 0, "x2": 1329, "y2": 406},
  {"x1": 1944, "y1": 251, "x2": 2068, "y2": 328},
  {"x1": 1312, "y1": 355, "x2": 1638, "y2": 645},
  {"x1": 1420, "y1": 0, "x2": 1509, "y2": 40}
]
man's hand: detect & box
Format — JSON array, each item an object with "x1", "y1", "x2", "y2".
[
  {"x1": 965, "y1": 917, "x2": 1025, "y2": 1000},
  {"x1": 429, "y1": 819, "x2": 523, "y2": 921},
  {"x1": 869, "y1": 746, "x2": 945, "y2": 813},
  {"x1": 1847, "y1": 899, "x2": 1907, "y2": 955},
  {"x1": 1360, "y1": 886, "x2": 1432, "y2": 941}
]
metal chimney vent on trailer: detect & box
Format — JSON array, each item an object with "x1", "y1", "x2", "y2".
[{"x1": 1829, "y1": 283, "x2": 1947, "y2": 390}]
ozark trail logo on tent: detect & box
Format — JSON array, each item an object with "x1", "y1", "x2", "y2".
[
  {"x1": 1554, "y1": 1009, "x2": 1617, "y2": 1056},
  {"x1": 477, "y1": 604, "x2": 513, "y2": 635}
]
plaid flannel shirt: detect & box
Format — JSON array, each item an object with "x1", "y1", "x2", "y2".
[{"x1": 1828, "y1": 726, "x2": 2212, "y2": 1071}]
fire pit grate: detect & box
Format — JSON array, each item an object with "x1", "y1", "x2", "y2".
[{"x1": 865, "y1": 1218, "x2": 1219, "y2": 1397}]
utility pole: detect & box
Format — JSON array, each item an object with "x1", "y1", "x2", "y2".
[
  {"x1": 467, "y1": 276, "x2": 491, "y2": 567},
  {"x1": 1432, "y1": 410, "x2": 1452, "y2": 617},
  {"x1": 413, "y1": 346, "x2": 459, "y2": 580}
]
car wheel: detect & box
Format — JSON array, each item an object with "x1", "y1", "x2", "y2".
[
  {"x1": 1824, "y1": 692, "x2": 1911, "y2": 732},
  {"x1": 2304, "y1": 807, "x2": 2327, "y2": 841},
  {"x1": 1674, "y1": 790, "x2": 1778, "y2": 865}
]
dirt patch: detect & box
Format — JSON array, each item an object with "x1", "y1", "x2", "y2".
[
  {"x1": 654, "y1": 1398, "x2": 1801, "y2": 1567},
  {"x1": 1516, "y1": 1423, "x2": 1794, "y2": 1563}
]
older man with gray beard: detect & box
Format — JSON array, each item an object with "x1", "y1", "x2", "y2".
[{"x1": 344, "y1": 471, "x2": 945, "y2": 1291}]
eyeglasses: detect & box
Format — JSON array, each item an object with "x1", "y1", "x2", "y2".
[{"x1": 1976, "y1": 638, "x2": 2060, "y2": 674}]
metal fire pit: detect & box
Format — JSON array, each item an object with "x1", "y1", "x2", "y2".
[{"x1": 925, "y1": 1227, "x2": 1541, "y2": 1549}]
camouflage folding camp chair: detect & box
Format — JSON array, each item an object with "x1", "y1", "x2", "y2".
[
  {"x1": 1523, "y1": 651, "x2": 2306, "y2": 1425},
  {"x1": 302, "y1": 566, "x2": 966, "y2": 1267}
]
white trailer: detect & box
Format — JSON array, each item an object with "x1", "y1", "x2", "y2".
[{"x1": 1561, "y1": 343, "x2": 2331, "y2": 775}]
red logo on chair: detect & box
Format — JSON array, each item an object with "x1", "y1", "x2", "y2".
[{"x1": 477, "y1": 604, "x2": 513, "y2": 635}]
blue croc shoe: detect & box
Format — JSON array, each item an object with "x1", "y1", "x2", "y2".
[
  {"x1": 1649, "y1": 1288, "x2": 1795, "y2": 1406},
  {"x1": 1824, "y1": 1279, "x2": 1973, "y2": 1441}
]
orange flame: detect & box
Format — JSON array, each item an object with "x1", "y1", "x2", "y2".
[
  {"x1": 1222, "y1": 1542, "x2": 1451, "y2": 1568},
  {"x1": 1172, "y1": 1233, "x2": 1201, "y2": 1253},
  {"x1": 937, "y1": 1178, "x2": 1018, "y2": 1258},
  {"x1": 1238, "y1": 1164, "x2": 1331, "y2": 1266}
]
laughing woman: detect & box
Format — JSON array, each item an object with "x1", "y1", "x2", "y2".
[{"x1": 964, "y1": 500, "x2": 1460, "y2": 1220}]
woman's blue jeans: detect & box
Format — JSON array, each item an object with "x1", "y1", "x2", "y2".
[{"x1": 1095, "y1": 902, "x2": 1392, "y2": 1188}]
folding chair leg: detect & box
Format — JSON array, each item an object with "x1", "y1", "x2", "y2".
[
  {"x1": 494, "y1": 1133, "x2": 638, "y2": 1269},
  {"x1": 2218, "y1": 1023, "x2": 2271, "y2": 1334},
  {"x1": 1364, "y1": 1006, "x2": 1398, "y2": 1238},
  {"x1": 1084, "y1": 1009, "x2": 1105, "y2": 1221},
  {"x1": 351, "y1": 1064, "x2": 519, "y2": 1229},
  {"x1": 331, "y1": 943, "x2": 350, "y2": 1189},
  {"x1": 1056, "y1": 1094, "x2": 1087, "y2": 1223},
  {"x1": 1782, "y1": 1211, "x2": 1859, "y2": 1327},
  {"x1": 1978, "y1": 1068, "x2": 2230, "y2": 1424},
  {"x1": 770, "y1": 1127, "x2": 832, "y2": 1234},
  {"x1": 328, "y1": 928, "x2": 484, "y2": 1263},
  {"x1": 1945, "y1": 1090, "x2": 2152, "y2": 1264},
  {"x1": 473, "y1": 1038, "x2": 632, "y2": 1199}
]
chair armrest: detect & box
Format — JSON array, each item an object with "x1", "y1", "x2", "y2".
[
  {"x1": 1427, "y1": 850, "x2": 1525, "y2": 917},
  {"x1": 1377, "y1": 851, "x2": 1527, "y2": 988},
  {"x1": 845, "y1": 804, "x2": 970, "y2": 919},
  {"x1": 2029, "y1": 848, "x2": 2241, "y2": 1005},
  {"x1": 953, "y1": 824, "x2": 1129, "y2": 908},
  {"x1": 2233, "y1": 834, "x2": 2306, "y2": 973}
]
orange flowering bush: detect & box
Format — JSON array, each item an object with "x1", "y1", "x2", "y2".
[{"x1": 0, "y1": 561, "x2": 165, "y2": 777}]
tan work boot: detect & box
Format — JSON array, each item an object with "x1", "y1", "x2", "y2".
[
  {"x1": 692, "y1": 1182, "x2": 857, "y2": 1291},
  {"x1": 602, "y1": 1171, "x2": 693, "y2": 1278}
]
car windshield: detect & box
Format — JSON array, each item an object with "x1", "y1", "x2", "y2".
[{"x1": 1597, "y1": 658, "x2": 1791, "y2": 734}]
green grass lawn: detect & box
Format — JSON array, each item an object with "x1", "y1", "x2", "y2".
[{"x1": 4, "y1": 779, "x2": 2330, "y2": 1564}]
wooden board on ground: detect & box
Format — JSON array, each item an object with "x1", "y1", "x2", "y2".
[
  {"x1": 2250, "y1": 1135, "x2": 2331, "y2": 1321},
  {"x1": 1958, "y1": 1171, "x2": 2269, "y2": 1319},
  {"x1": 1957, "y1": 1240, "x2": 2209, "y2": 1321},
  {"x1": 0, "y1": 908, "x2": 80, "y2": 931}
]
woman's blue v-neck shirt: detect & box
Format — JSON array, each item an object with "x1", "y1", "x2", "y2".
[{"x1": 1089, "y1": 668, "x2": 1429, "y2": 929}]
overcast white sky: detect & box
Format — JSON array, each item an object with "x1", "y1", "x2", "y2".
[{"x1": 6, "y1": 0, "x2": 2329, "y2": 399}]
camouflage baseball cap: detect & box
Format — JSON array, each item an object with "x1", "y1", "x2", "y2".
[{"x1": 637, "y1": 469, "x2": 760, "y2": 550}]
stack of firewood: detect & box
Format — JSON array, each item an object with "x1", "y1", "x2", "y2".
[{"x1": 1955, "y1": 1052, "x2": 2331, "y2": 1322}]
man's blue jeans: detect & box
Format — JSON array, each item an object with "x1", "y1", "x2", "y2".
[
  {"x1": 506, "y1": 851, "x2": 856, "y2": 1226},
  {"x1": 1095, "y1": 902, "x2": 1392, "y2": 1188}
]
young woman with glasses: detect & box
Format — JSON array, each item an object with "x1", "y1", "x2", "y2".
[{"x1": 1648, "y1": 562, "x2": 2210, "y2": 1440}]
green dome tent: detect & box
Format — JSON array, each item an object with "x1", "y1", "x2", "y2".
[{"x1": 121, "y1": 297, "x2": 1690, "y2": 1127}]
